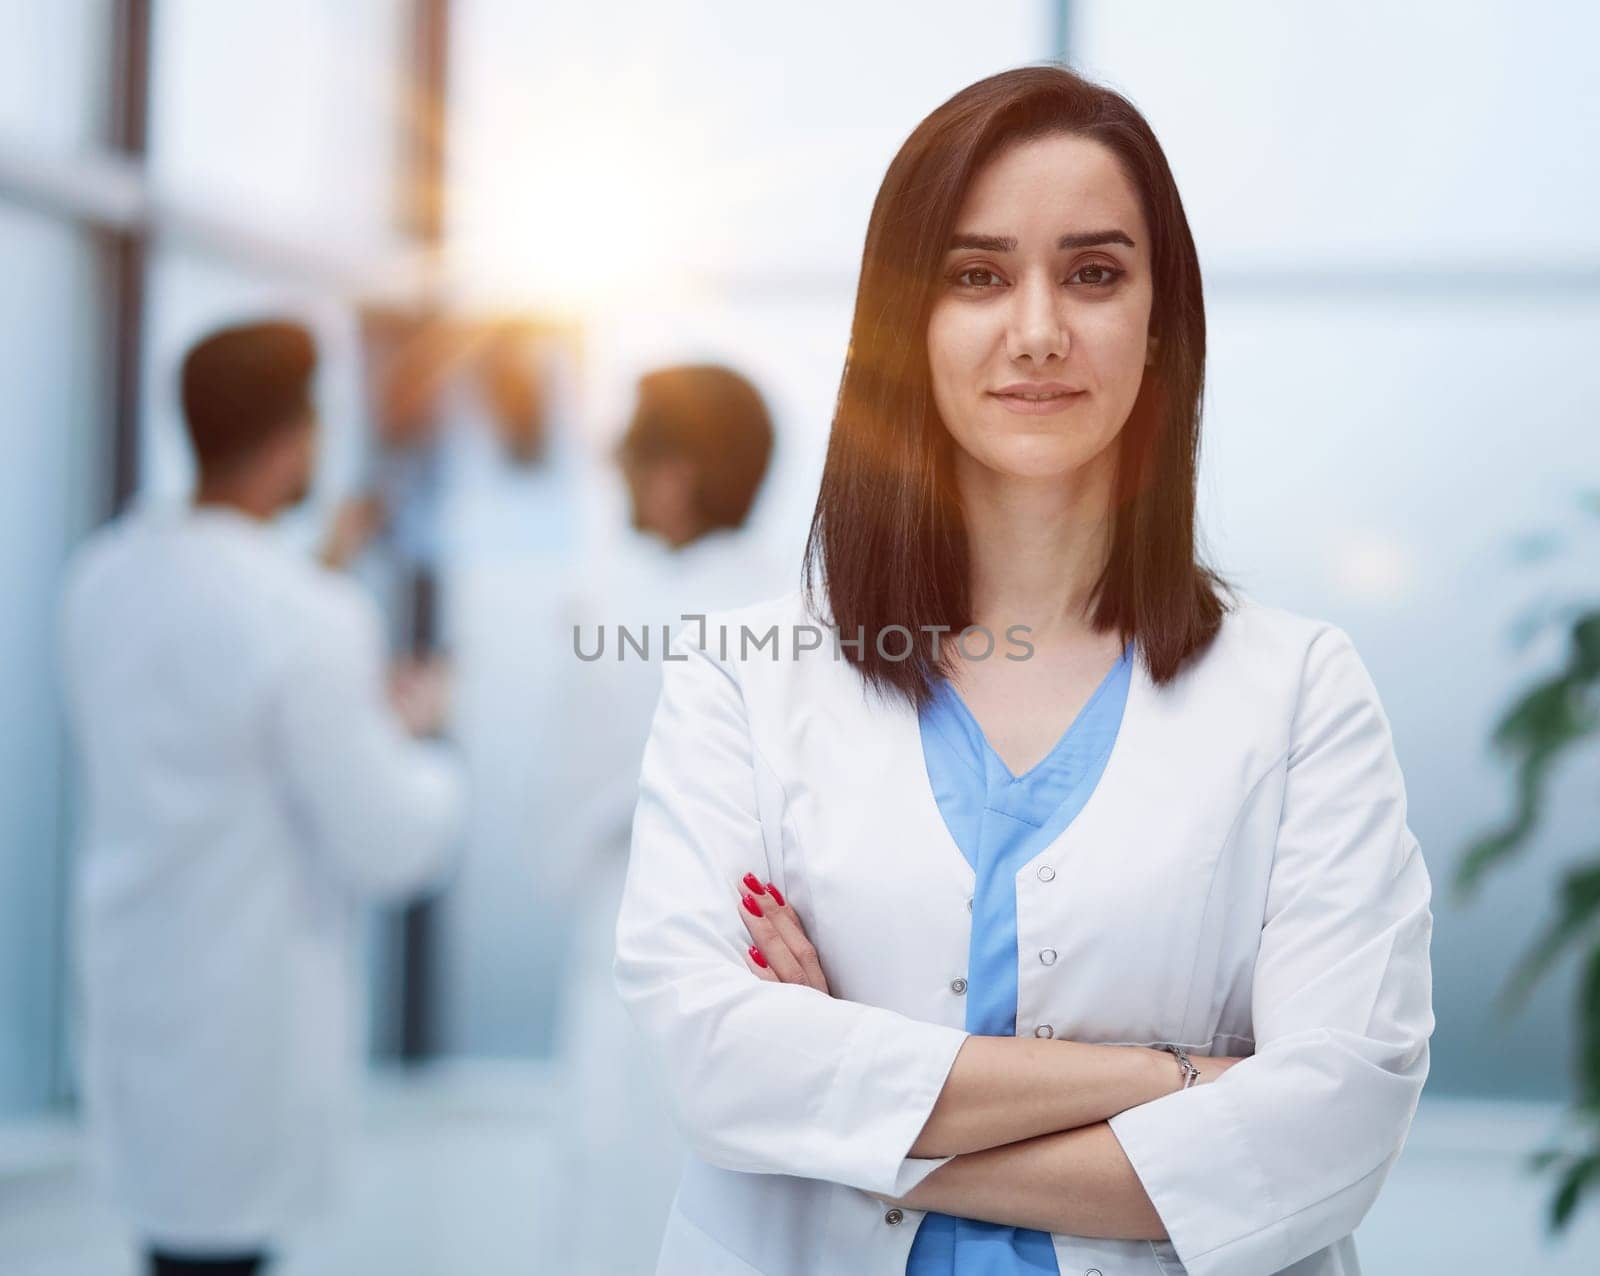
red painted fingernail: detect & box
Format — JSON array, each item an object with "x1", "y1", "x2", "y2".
[
  {"x1": 748, "y1": 945, "x2": 768, "y2": 968},
  {"x1": 742, "y1": 893, "x2": 764, "y2": 918},
  {"x1": 742, "y1": 873, "x2": 767, "y2": 895},
  {"x1": 765, "y1": 882, "x2": 785, "y2": 907}
]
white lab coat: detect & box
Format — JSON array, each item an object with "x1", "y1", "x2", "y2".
[
  {"x1": 59, "y1": 505, "x2": 467, "y2": 1251},
  {"x1": 551, "y1": 526, "x2": 796, "y2": 1275},
  {"x1": 613, "y1": 586, "x2": 1434, "y2": 1276}
]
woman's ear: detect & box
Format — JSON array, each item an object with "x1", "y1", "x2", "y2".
[{"x1": 1145, "y1": 332, "x2": 1160, "y2": 367}]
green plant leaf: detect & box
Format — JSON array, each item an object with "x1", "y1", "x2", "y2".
[
  {"x1": 1490, "y1": 675, "x2": 1593, "y2": 755},
  {"x1": 1573, "y1": 611, "x2": 1600, "y2": 678},
  {"x1": 1494, "y1": 861, "x2": 1600, "y2": 1014},
  {"x1": 1457, "y1": 824, "x2": 1534, "y2": 901},
  {"x1": 1530, "y1": 1147, "x2": 1568, "y2": 1172},
  {"x1": 1509, "y1": 596, "x2": 1578, "y2": 652},
  {"x1": 1458, "y1": 667, "x2": 1600, "y2": 899},
  {"x1": 1549, "y1": 1153, "x2": 1600, "y2": 1231},
  {"x1": 1581, "y1": 943, "x2": 1600, "y2": 1109}
]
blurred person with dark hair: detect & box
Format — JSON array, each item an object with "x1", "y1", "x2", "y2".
[
  {"x1": 59, "y1": 319, "x2": 467, "y2": 1276},
  {"x1": 615, "y1": 362, "x2": 774, "y2": 547},
  {"x1": 566, "y1": 360, "x2": 780, "y2": 867},
  {"x1": 566, "y1": 363, "x2": 781, "y2": 817},
  {"x1": 549, "y1": 362, "x2": 785, "y2": 1274}
]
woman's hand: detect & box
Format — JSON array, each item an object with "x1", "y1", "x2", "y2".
[{"x1": 736, "y1": 871, "x2": 831, "y2": 995}]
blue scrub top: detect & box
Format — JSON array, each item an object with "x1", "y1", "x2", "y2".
[{"x1": 906, "y1": 640, "x2": 1134, "y2": 1275}]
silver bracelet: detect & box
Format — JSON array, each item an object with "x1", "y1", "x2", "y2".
[{"x1": 1155, "y1": 1042, "x2": 1200, "y2": 1090}]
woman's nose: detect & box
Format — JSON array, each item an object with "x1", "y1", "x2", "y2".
[{"x1": 1005, "y1": 274, "x2": 1068, "y2": 364}]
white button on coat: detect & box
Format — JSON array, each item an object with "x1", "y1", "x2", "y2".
[{"x1": 614, "y1": 588, "x2": 1434, "y2": 1276}]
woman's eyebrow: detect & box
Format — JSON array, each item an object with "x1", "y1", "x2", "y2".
[{"x1": 945, "y1": 229, "x2": 1136, "y2": 252}]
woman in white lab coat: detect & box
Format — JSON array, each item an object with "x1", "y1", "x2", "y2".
[{"x1": 613, "y1": 66, "x2": 1433, "y2": 1276}]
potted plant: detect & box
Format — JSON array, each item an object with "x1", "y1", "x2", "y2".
[{"x1": 1457, "y1": 492, "x2": 1600, "y2": 1229}]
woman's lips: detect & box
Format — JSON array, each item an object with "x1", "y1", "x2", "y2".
[{"x1": 989, "y1": 389, "x2": 1087, "y2": 415}]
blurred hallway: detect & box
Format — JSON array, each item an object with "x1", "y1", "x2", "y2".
[{"x1": 7, "y1": 0, "x2": 1600, "y2": 1270}]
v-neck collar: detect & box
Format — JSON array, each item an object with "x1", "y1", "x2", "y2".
[{"x1": 928, "y1": 638, "x2": 1134, "y2": 788}]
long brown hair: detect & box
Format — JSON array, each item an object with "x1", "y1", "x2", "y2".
[{"x1": 802, "y1": 63, "x2": 1236, "y2": 708}]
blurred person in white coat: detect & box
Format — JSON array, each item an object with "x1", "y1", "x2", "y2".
[
  {"x1": 551, "y1": 364, "x2": 787, "y2": 1275},
  {"x1": 59, "y1": 321, "x2": 467, "y2": 1276}
]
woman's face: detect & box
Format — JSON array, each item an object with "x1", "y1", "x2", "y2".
[{"x1": 926, "y1": 132, "x2": 1156, "y2": 486}]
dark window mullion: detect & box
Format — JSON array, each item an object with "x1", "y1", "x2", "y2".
[
  {"x1": 395, "y1": 0, "x2": 450, "y2": 1065},
  {"x1": 105, "y1": 0, "x2": 151, "y2": 518}
]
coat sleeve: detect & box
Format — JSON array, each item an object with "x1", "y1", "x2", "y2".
[
  {"x1": 612, "y1": 635, "x2": 971, "y2": 1196},
  {"x1": 1106, "y1": 624, "x2": 1435, "y2": 1276},
  {"x1": 272, "y1": 583, "x2": 467, "y2": 902}
]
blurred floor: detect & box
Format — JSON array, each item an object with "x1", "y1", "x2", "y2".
[{"x1": 2, "y1": 1077, "x2": 1596, "y2": 1275}]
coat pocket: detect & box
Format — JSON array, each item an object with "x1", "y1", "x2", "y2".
[
  {"x1": 673, "y1": 1156, "x2": 836, "y2": 1275},
  {"x1": 1050, "y1": 1233, "x2": 1181, "y2": 1274}
]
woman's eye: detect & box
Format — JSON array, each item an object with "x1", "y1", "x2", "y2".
[
  {"x1": 949, "y1": 264, "x2": 1122, "y2": 290},
  {"x1": 1069, "y1": 263, "x2": 1125, "y2": 288}
]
